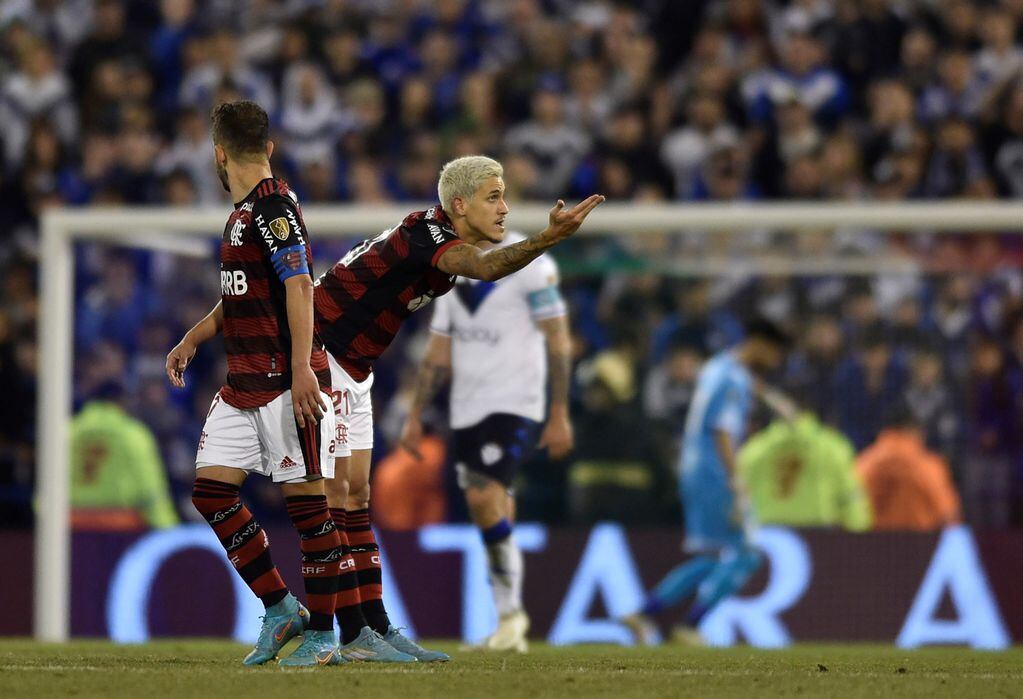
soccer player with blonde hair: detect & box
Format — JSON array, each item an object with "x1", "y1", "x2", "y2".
[{"x1": 314, "y1": 155, "x2": 603, "y2": 660}]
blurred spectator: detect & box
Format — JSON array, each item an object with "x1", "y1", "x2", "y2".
[
  {"x1": 856, "y1": 409, "x2": 962, "y2": 531},
  {"x1": 903, "y1": 348, "x2": 960, "y2": 459},
  {"x1": 563, "y1": 58, "x2": 613, "y2": 133},
  {"x1": 919, "y1": 49, "x2": 985, "y2": 123},
  {"x1": 504, "y1": 83, "x2": 590, "y2": 198},
  {"x1": 371, "y1": 436, "x2": 448, "y2": 531},
  {"x1": 70, "y1": 381, "x2": 179, "y2": 530},
  {"x1": 155, "y1": 108, "x2": 222, "y2": 203},
  {"x1": 179, "y1": 29, "x2": 275, "y2": 114},
  {"x1": 739, "y1": 414, "x2": 871, "y2": 531},
  {"x1": 961, "y1": 334, "x2": 1022, "y2": 527},
  {"x1": 925, "y1": 117, "x2": 990, "y2": 196},
  {"x1": 650, "y1": 280, "x2": 742, "y2": 362},
  {"x1": 661, "y1": 93, "x2": 739, "y2": 199},
  {"x1": 76, "y1": 254, "x2": 160, "y2": 353},
  {"x1": 0, "y1": 37, "x2": 76, "y2": 170},
  {"x1": 899, "y1": 25, "x2": 937, "y2": 94},
  {"x1": 279, "y1": 63, "x2": 341, "y2": 169},
  {"x1": 68, "y1": 0, "x2": 148, "y2": 103},
  {"x1": 749, "y1": 24, "x2": 849, "y2": 127},
  {"x1": 643, "y1": 341, "x2": 702, "y2": 467},
  {"x1": 569, "y1": 332, "x2": 670, "y2": 523},
  {"x1": 975, "y1": 6, "x2": 1023, "y2": 85},
  {"x1": 832, "y1": 325, "x2": 907, "y2": 450},
  {"x1": 786, "y1": 314, "x2": 843, "y2": 421}
]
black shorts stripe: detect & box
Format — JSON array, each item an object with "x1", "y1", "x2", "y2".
[{"x1": 295, "y1": 415, "x2": 322, "y2": 476}]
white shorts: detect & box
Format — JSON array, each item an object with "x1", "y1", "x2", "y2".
[
  {"x1": 327, "y1": 354, "x2": 375, "y2": 452},
  {"x1": 196, "y1": 390, "x2": 338, "y2": 483}
]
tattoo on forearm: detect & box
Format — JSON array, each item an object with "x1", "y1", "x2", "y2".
[
  {"x1": 411, "y1": 363, "x2": 450, "y2": 414},
  {"x1": 479, "y1": 236, "x2": 548, "y2": 279},
  {"x1": 545, "y1": 322, "x2": 572, "y2": 407},
  {"x1": 548, "y1": 347, "x2": 571, "y2": 407}
]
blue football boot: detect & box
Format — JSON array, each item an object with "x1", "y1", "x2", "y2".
[
  {"x1": 382, "y1": 626, "x2": 451, "y2": 662},
  {"x1": 241, "y1": 594, "x2": 309, "y2": 666},
  {"x1": 278, "y1": 629, "x2": 346, "y2": 667},
  {"x1": 340, "y1": 626, "x2": 417, "y2": 662}
]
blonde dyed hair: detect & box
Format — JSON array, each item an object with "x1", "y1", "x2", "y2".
[{"x1": 437, "y1": 155, "x2": 503, "y2": 214}]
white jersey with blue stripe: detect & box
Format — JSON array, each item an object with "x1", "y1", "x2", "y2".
[
  {"x1": 679, "y1": 350, "x2": 753, "y2": 485},
  {"x1": 429, "y1": 232, "x2": 566, "y2": 429}
]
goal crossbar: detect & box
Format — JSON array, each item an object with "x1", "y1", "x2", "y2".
[{"x1": 34, "y1": 200, "x2": 1023, "y2": 641}]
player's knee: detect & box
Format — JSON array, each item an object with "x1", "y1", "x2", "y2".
[
  {"x1": 191, "y1": 477, "x2": 238, "y2": 516},
  {"x1": 347, "y1": 481, "x2": 370, "y2": 509},
  {"x1": 324, "y1": 473, "x2": 350, "y2": 504},
  {"x1": 465, "y1": 486, "x2": 504, "y2": 525}
]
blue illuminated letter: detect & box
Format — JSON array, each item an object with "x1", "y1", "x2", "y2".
[
  {"x1": 106, "y1": 524, "x2": 263, "y2": 643},
  {"x1": 897, "y1": 526, "x2": 1009, "y2": 649},
  {"x1": 699, "y1": 527, "x2": 811, "y2": 648},
  {"x1": 547, "y1": 523, "x2": 646, "y2": 645}
]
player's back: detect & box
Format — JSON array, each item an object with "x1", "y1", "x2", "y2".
[
  {"x1": 218, "y1": 177, "x2": 329, "y2": 409},
  {"x1": 680, "y1": 350, "x2": 753, "y2": 487},
  {"x1": 315, "y1": 205, "x2": 463, "y2": 380},
  {"x1": 429, "y1": 232, "x2": 565, "y2": 429}
]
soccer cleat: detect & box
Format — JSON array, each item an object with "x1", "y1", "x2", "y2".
[
  {"x1": 382, "y1": 626, "x2": 451, "y2": 662},
  {"x1": 278, "y1": 629, "x2": 346, "y2": 667},
  {"x1": 484, "y1": 610, "x2": 530, "y2": 653},
  {"x1": 620, "y1": 612, "x2": 658, "y2": 647},
  {"x1": 670, "y1": 624, "x2": 706, "y2": 646},
  {"x1": 340, "y1": 626, "x2": 417, "y2": 663},
  {"x1": 242, "y1": 595, "x2": 310, "y2": 666}
]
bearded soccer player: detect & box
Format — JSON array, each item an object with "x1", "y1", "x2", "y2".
[
  {"x1": 315, "y1": 155, "x2": 603, "y2": 660},
  {"x1": 164, "y1": 101, "x2": 345, "y2": 667},
  {"x1": 621, "y1": 319, "x2": 791, "y2": 646},
  {"x1": 398, "y1": 228, "x2": 572, "y2": 653}
]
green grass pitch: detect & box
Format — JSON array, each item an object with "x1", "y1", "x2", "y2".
[{"x1": 2, "y1": 639, "x2": 1021, "y2": 698}]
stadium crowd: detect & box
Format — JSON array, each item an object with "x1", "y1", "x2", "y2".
[{"x1": 3, "y1": 0, "x2": 1023, "y2": 528}]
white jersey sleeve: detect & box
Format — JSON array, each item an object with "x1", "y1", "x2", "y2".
[
  {"x1": 521, "y1": 254, "x2": 566, "y2": 321},
  {"x1": 429, "y1": 294, "x2": 453, "y2": 336}
]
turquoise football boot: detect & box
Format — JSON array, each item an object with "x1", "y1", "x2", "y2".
[
  {"x1": 278, "y1": 629, "x2": 346, "y2": 667},
  {"x1": 382, "y1": 626, "x2": 451, "y2": 662},
  {"x1": 242, "y1": 594, "x2": 309, "y2": 666},
  {"x1": 340, "y1": 626, "x2": 417, "y2": 662}
]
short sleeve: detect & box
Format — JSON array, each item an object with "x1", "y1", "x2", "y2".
[
  {"x1": 252, "y1": 197, "x2": 310, "y2": 282},
  {"x1": 429, "y1": 295, "x2": 453, "y2": 336},
  {"x1": 523, "y1": 254, "x2": 566, "y2": 320},
  {"x1": 405, "y1": 219, "x2": 463, "y2": 268},
  {"x1": 713, "y1": 381, "x2": 749, "y2": 436}
]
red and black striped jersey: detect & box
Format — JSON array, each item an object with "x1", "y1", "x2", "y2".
[
  {"x1": 219, "y1": 177, "x2": 330, "y2": 409},
  {"x1": 314, "y1": 205, "x2": 464, "y2": 380}
]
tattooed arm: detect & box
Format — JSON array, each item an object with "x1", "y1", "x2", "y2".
[
  {"x1": 436, "y1": 195, "x2": 605, "y2": 281},
  {"x1": 399, "y1": 331, "x2": 453, "y2": 458},
  {"x1": 537, "y1": 313, "x2": 574, "y2": 459}
]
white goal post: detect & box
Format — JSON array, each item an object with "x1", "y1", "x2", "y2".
[{"x1": 35, "y1": 200, "x2": 1023, "y2": 641}]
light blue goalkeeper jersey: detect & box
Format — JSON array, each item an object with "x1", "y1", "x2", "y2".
[{"x1": 678, "y1": 350, "x2": 754, "y2": 550}]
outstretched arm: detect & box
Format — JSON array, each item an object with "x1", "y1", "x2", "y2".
[
  {"x1": 436, "y1": 195, "x2": 605, "y2": 281},
  {"x1": 400, "y1": 331, "x2": 452, "y2": 459},
  {"x1": 166, "y1": 301, "x2": 223, "y2": 388}
]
